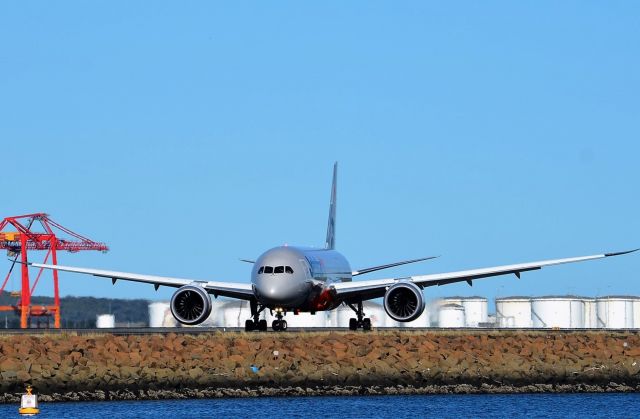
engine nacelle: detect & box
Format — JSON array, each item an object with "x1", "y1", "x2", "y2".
[
  {"x1": 170, "y1": 284, "x2": 212, "y2": 325},
  {"x1": 383, "y1": 281, "x2": 425, "y2": 322}
]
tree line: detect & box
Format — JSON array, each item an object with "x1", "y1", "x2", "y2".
[{"x1": 0, "y1": 291, "x2": 149, "y2": 328}]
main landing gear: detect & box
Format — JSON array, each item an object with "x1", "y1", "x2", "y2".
[
  {"x1": 348, "y1": 301, "x2": 372, "y2": 331},
  {"x1": 245, "y1": 299, "x2": 268, "y2": 332}
]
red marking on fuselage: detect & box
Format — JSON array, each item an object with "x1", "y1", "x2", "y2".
[{"x1": 311, "y1": 287, "x2": 334, "y2": 311}]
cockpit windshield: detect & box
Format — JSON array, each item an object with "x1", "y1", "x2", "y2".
[{"x1": 258, "y1": 265, "x2": 293, "y2": 274}]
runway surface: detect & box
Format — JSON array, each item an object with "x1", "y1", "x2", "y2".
[{"x1": 0, "y1": 326, "x2": 639, "y2": 335}]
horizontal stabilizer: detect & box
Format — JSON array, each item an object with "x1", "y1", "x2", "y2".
[{"x1": 352, "y1": 256, "x2": 438, "y2": 276}]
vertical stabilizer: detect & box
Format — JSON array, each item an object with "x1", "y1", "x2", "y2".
[{"x1": 325, "y1": 162, "x2": 337, "y2": 249}]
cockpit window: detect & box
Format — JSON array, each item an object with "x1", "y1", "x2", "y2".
[{"x1": 258, "y1": 265, "x2": 293, "y2": 274}]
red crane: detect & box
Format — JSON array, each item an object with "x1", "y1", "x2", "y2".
[{"x1": 0, "y1": 213, "x2": 108, "y2": 328}]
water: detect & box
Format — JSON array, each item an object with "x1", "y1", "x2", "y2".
[{"x1": 2, "y1": 393, "x2": 638, "y2": 418}]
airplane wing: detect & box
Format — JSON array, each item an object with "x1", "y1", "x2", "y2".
[
  {"x1": 333, "y1": 249, "x2": 638, "y2": 302},
  {"x1": 29, "y1": 263, "x2": 255, "y2": 300}
]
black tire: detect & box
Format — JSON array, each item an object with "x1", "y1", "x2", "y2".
[
  {"x1": 363, "y1": 318, "x2": 372, "y2": 331},
  {"x1": 245, "y1": 319, "x2": 254, "y2": 332},
  {"x1": 281, "y1": 320, "x2": 288, "y2": 331},
  {"x1": 272, "y1": 320, "x2": 281, "y2": 331},
  {"x1": 258, "y1": 319, "x2": 268, "y2": 331},
  {"x1": 349, "y1": 318, "x2": 358, "y2": 330}
]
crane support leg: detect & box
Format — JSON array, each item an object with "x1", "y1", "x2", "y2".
[
  {"x1": 51, "y1": 241, "x2": 60, "y2": 329},
  {"x1": 20, "y1": 234, "x2": 29, "y2": 329}
]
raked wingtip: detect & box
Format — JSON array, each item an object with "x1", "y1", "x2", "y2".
[{"x1": 604, "y1": 248, "x2": 640, "y2": 257}]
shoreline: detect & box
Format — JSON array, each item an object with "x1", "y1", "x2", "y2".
[
  {"x1": 2, "y1": 330, "x2": 640, "y2": 403},
  {"x1": 2, "y1": 383, "x2": 640, "y2": 403}
]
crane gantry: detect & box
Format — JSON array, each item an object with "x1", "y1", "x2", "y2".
[{"x1": 0, "y1": 213, "x2": 108, "y2": 328}]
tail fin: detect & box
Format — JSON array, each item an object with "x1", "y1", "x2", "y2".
[{"x1": 325, "y1": 162, "x2": 337, "y2": 249}]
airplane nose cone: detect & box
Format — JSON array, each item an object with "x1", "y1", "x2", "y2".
[{"x1": 254, "y1": 275, "x2": 309, "y2": 307}]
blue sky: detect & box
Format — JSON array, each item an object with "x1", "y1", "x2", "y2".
[{"x1": 1, "y1": 2, "x2": 638, "y2": 305}]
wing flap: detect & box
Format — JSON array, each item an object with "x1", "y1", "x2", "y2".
[{"x1": 30, "y1": 263, "x2": 254, "y2": 300}]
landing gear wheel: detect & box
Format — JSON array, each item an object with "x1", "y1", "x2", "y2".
[
  {"x1": 272, "y1": 320, "x2": 281, "y2": 331},
  {"x1": 248, "y1": 299, "x2": 267, "y2": 332},
  {"x1": 281, "y1": 320, "x2": 288, "y2": 331},
  {"x1": 363, "y1": 318, "x2": 372, "y2": 331},
  {"x1": 349, "y1": 318, "x2": 358, "y2": 331},
  {"x1": 347, "y1": 301, "x2": 373, "y2": 331}
]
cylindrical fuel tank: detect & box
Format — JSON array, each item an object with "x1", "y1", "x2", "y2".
[{"x1": 495, "y1": 297, "x2": 531, "y2": 328}]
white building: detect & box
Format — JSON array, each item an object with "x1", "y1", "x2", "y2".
[{"x1": 96, "y1": 314, "x2": 115, "y2": 328}]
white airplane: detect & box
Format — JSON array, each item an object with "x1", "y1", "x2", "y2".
[{"x1": 32, "y1": 163, "x2": 637, "y2": 331}]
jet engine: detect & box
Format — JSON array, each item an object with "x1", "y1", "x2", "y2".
[
  {"x1": 170, "y1": 284, "x2": 212, "y2": 325},
  {"x1": 383, "y1": 281, "x2": 425, "y2": 322}
]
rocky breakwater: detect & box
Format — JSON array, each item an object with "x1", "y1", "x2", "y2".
[{"x1": 1, "y1": 330, "x2": 640, "y2": 402}]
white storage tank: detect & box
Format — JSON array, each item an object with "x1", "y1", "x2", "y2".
[
  {"x1": 430, "y1": 298, "x2": 462, "y2": 326},
  {"x1": 148, "y1": 302, "x2": 177, "y2": 327},
  {"x1": 365, "y1": 302, "x2": 392, "y2": 328},
  {"x1": 531, "y1": 296, "x2": 585, "y2": 328},
  {"x1": 460, "y1": 297, "x2": 488, "y2": 327},
  {"x1": 496, "y1": 297, "x2": 532, "y2": 328},
  {"x1": 631, "y1": 297, "x2": 640, "y2": 329},
  {"x1": 334, "y1": 304, "x2": 354, "y2": 328},
  {"x1": 596, "y1": 296, "x2": 634, "y2": 328},
  {"x1": 441, "y1": 297, "x2": 464, "y2": 306},
  {"x1": 96, "y1": 314, "x2": 115, "y2": 328},
  {"x1": 438, "y1": 304, "x2": 465, "y2": 328},
  {"x1": 222, "y1": 300, "x2": 252, "y2": 327},
  {"x1": 583, "y1": 298, "x2": 597, "y2": 328},
  {"x1": 274, "y1": 311, "x2": 327, "y2": 328},
  {"x1": 383, "y1": 311, "x2": 402, "y2": 328},
  {"x1": 200, "y1": 298, "x2": 225, "y2": 327}
]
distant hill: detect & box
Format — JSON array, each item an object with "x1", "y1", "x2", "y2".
[{"x1": 0, "y1": 291, "x2": 149, "y2": 328}]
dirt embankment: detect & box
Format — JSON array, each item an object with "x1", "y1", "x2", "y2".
[{"x1": 1, "y1": 331, "x2": 640, "y2": 402}]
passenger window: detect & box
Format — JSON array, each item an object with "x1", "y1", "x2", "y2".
[
  {"x1": 264, "y1": 266, "x2": 273, "y2": 274},
  {"x1": 285, "y1": 266, "x2": 294, "y2": 274},
  {"x1": 274, "y1": 266, "x2": 284, "y2": 274},
  {"x1": 258, "y1": 266, "x2": 264, "y2": 274}
]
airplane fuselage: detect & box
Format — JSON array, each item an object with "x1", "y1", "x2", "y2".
[{"x1": 251, "y1": 246, "x2": 351, "y2": 312}]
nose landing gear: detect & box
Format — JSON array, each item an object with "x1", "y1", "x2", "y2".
[
  {"x1": 272, "y1": 319, "x2": 288, "y2": 331},
  {"x1": 271, "y1": 308, "x2": 287, "y2": 331},
  {"x1": 347, "y1": 301, "x2": 372, "y2": 331}
]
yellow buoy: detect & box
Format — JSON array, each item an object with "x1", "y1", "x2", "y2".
[{"x1": 18, "y1": 385, "x2": 39, "y2": 416}]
